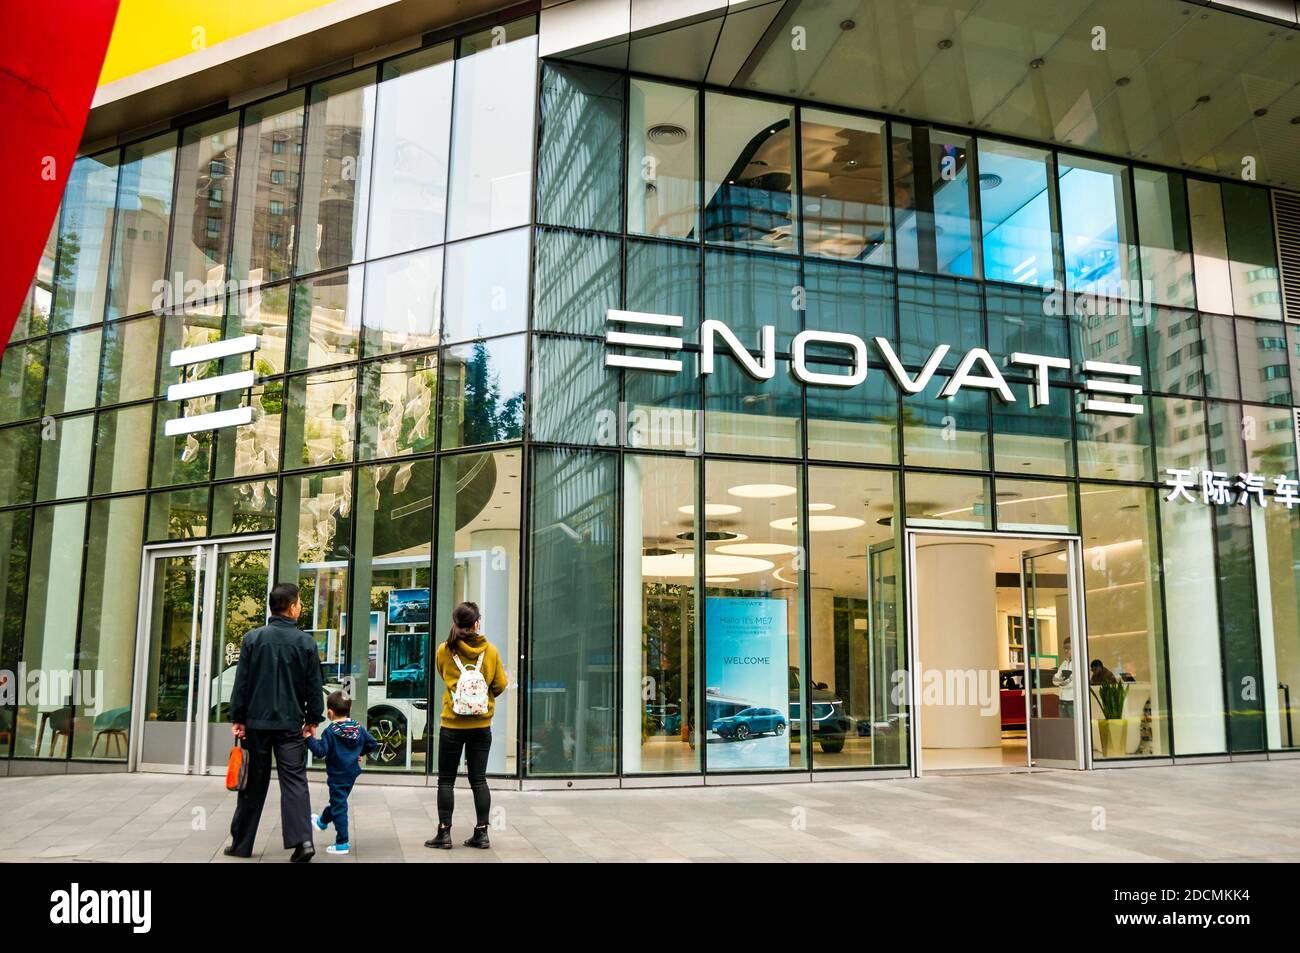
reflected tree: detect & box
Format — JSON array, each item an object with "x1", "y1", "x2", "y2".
[{"x1": 461, "y1": 340, "x2": 523, "y2": 444}]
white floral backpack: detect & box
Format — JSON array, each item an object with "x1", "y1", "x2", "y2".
[{"x1": 451, "y1": 647, "x2": 491, "y2": 716}]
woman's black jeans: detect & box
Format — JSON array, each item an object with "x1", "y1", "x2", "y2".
[{"x1": 437, "y1": 727, "x2": 491, "y2": 828}]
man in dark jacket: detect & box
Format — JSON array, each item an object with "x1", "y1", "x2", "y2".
[
  {"x1": 225, "y1": 582, "x2": 324, "y2": 862},
  {"x1": 1090, "y1": 659, "x2": 1119, "y2": 686}
]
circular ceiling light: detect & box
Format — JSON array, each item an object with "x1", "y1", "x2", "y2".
[
  {"x1": 769, "y1": 515, "x2": 866, "y2": 532},
  {"x1": 641, "y1": 553, "x2": 774, "y2": 577},
  {"x1": 715, "y1": 542, "x2": 800, "y2": 557},
  {"x1": 706, "y1": 554, "x2": 773, "y2": 576},
  {"x1": 647, "y1": 123, "x2": 688, "y2": 145},
  {"x1": 728, "y1": 483, "x2": 797, "y2": 499},
  {"x1": 678, "y1": 502, "x2": 742, "y2": 517},
  {"x1": 807, "y1": 502, "x2": 836, "y2": 511},
  {"x1": 764, "y1": 517, "x2": 868, "y2": 530}
]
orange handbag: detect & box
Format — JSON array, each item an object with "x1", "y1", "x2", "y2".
[{"x1": 226, "y1": 738, "x2": 249, "y2": 791}]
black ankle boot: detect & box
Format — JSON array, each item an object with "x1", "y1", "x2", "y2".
[
  {"x1": 424, "y1": 825, "x2": 453, "y2": 849},
  {"x1": 463, "y1": 825, "x2": 491, "y2": 849}
]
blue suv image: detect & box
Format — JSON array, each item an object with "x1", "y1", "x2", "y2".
[{"x1": 711, "y1": 707, "x2": 787, "y2": 741}]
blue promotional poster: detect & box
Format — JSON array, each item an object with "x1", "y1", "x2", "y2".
[{"x1": 704, "y1": 597, "x2": 790, "y2": 769}]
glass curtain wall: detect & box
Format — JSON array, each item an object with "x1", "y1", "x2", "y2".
[
  {"x1": 0, "y1": 17, "x2": 537, "y2": 769},
  {"x1": 701, "y1": 459, "x2": 806, "y2": 771},
  {"x1": 531, "y1": 65, "x2": 1297, "y2": 775},
  {"x1": 6, "y1": 25, "x2": 1300, "y2": 777},
  {"x1": 622, "y1": 454, "x2": 699, "y2": 774}
]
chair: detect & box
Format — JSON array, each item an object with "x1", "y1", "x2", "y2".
[
  {"x1": 37, "y1": 706, "x2": 74, "y2": 757},
  {"x1": 89, "y1": 707, "x2": 131, "y2": 758}
]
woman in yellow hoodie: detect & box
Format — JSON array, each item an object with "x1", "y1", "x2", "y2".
[{"x1": 425, "y1": 601, "x2": 508, "y2": 850}]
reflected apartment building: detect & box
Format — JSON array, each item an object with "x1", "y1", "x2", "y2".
[{"x1": 3, "y1": 0, "x2": 1300, "y2": 785}]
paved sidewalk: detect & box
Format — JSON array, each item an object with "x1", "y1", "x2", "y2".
[{"x1": 2, "y1": 760, "x2": 1298, "y2": 862}]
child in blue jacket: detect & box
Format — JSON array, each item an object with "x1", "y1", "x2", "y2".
[{"x1": 308, "y1": 690, "x2": 379, "y2": 855}]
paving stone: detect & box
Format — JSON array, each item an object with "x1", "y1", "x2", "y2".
[{"x1": 0, "y1": 761, "x2": 1297, "y2": 862}]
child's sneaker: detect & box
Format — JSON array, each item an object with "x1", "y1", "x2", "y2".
[
  {"x1": 326, "y1": 843, "x2": 350, "y2": 855},
  {"x1": 312, "y1": 813, "x2": 329, "y2": 831}
]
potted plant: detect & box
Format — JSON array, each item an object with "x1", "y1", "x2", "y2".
[{"x1": 1091, "y1": 680, "x2": 1131, "y2": 757}]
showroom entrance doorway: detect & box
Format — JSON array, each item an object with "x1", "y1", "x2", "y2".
[
  {"x1": 905, "y1": 531, "x2": 1088, "y2": 776},
  {"x1": 129, "y1": 536, "x2": 274, "y2": 774}
]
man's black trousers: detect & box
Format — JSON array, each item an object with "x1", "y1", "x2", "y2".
[{"x1": 228, "y1": 728, "x2": 312, "y2": 854}]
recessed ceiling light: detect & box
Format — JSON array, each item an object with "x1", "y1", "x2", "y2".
[
  {"x1": 808, "y1": 502, "x2": 836, "y2": 511},
  {"x1": 728, "y1": 483, "x2": 796, "y2": 499},
  {"x1": 715, "y1": 542, "x2": 799, "y2": 556},
  {"x1": 770, "y1": 515, "x2": 866, "y2": 532},
  {"x1": 641, "y1": 553, "x2": 773, "y2": 577},
  {"x1": 678, "y1": 503, "x2": 741, "y2": 517}
]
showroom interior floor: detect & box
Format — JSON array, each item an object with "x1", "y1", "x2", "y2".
[
  {"x1": 922, "y1": 735, "x2": 1029, "y2": 772},
  {"x1": 1, "y1": 759, "x2": 1298, "y2": 862}
]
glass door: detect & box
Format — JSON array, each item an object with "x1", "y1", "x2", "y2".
[
  {"x1": 133, "y1": 536, "x2": 273, "y2": 773},
  {"x1": 198, "y1": 543, "x2": 273, "y2": 772},
  {"x1": 1021, "y1": 541, "x2": 1082, "y2": 768},
  {"x1": 867, "y1": 540, "x2": 904, "y2": 765},
  {"x1": 137, "y1": 549, "x2": 205, "y2": 772}
]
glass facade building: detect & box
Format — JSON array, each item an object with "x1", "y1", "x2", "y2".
[{"x1": 4, "y1": 1, "x2": 1300, "y2": 784}]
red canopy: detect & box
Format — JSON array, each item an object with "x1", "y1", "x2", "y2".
[{"x1": 0, "y1": 0, "x2": 120, "y2": 353}]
